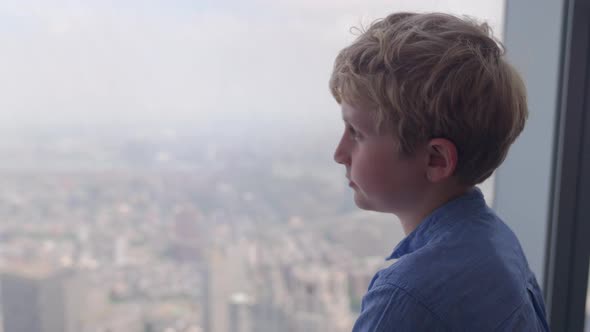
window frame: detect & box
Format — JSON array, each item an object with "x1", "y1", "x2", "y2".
[{"x1": 543, "y1": 0, "x2": 590, "y2": 330}]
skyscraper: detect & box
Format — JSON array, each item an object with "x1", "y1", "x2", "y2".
[
  {"x1": 228, "y1": 292, "x2": 254, "y2": 332},
  {"x1": 203, "y1": 242, "x2": 253, "y2": 332},
  {"x1": 202, "y1": 247, "x2": 230, "y2": 332},
  {"x1": 0, "y1": 264, "x2": 83, "y2": 332}
]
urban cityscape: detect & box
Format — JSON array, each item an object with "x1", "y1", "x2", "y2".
[
  {"x1": 3, "y1": 1, "x2": 565, "y2": 331},
  {"x1": 0, "y1": 124, "x2": 406, "y2": 332},
  {"x1": 5, "y1": 0, "x2": 590, "y2": 330}
]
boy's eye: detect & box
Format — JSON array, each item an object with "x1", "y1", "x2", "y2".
[{"x1": 347, "y1": 126, "x2": 361, "y2": 140}]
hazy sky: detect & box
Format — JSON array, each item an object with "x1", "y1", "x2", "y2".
[{"x1": 0, "y1": 0, "x2": 504, "y2": 130}]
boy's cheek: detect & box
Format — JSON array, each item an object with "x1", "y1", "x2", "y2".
[{"x1": 352, "y1": 167, "x2": 387, "y2": 194}]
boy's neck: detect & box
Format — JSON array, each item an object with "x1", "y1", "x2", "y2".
[{"x1": 399, "y1": 185, "x2": 473, "y2": 236}]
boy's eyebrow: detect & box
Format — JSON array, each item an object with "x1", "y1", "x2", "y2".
[
  {"x1": 341, "y1": 115, "x2": 354, "y2": 124},
  {"x1": 342, "y1": 118, "x2": 357, "y2": 128},
  {"x1": 342, "y1": 116, "x2": 362, "y2": 129}
]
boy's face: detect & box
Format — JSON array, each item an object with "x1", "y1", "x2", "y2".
[{"x1": 334, "y1": 102, "x2": 428, "y2": 215}]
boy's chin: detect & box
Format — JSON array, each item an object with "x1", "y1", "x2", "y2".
[
  {"x1": 353, "y1": 192, "x2": 392, "y2": 213},
  {"x1": 353, "y1": 193, "x2": 376, "y2": 211}
]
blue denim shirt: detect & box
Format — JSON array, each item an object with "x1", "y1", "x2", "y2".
[{"x1": 352, "y1": 188, "x2": 550, "y2": 332}]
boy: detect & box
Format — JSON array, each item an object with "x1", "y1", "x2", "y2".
[{"x1": 330, "y1": 12, "x2": 550, "y2": 331}]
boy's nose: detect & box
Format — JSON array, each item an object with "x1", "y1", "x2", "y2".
[{"x1": 333, "y1": 136, "x2": 349, "y2": 165}]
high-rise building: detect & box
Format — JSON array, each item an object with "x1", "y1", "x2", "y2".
[
  {"x1": 228, "y1": 292, "x2": 254, "y2": 332},
  {"x1": 203, "y1": 242, "x2": 253, "y2": 332},
  {"x1": 0, "y1": 264, "x2": 83, "y2": 332},
  {"x1": 202, "y1": 247, "x2": 230, "y2": 332}
]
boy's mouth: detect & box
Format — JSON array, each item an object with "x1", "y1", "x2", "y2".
[
  {"x1": 345, "y1": 173, "x2": 355, "y2": 187},
  {"x1": 347, "y1": 178, "x2": 356, "y2": 188}
]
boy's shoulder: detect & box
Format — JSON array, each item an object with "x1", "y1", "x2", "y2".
[{"x1": 371, "y1": 205, "x2": 534, "y2": 328}]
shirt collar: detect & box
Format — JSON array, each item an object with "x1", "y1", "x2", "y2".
[{"x1": 386, "y1": 187, "x2": 486, "y2": 261}]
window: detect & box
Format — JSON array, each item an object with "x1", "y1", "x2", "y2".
[{"x1": 0, "y1": 1, "x2": 505, "y2": 331}]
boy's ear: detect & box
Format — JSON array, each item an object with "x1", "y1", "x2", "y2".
[{"x1": 425, "y1": 138, "x2": 458, "y2": 183}]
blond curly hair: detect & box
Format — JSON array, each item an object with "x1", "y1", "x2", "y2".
[{"x1": 330, "y1": 12, "x2": 527, "y2": 185}]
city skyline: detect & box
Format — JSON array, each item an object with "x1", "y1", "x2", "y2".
[{"x1": 0, "y1": 1, "x2": 505, "y2": 331}]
